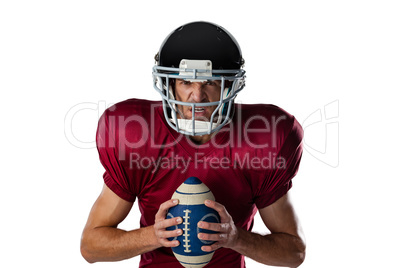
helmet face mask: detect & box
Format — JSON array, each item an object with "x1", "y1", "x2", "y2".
[{"x1": 152, "y1": 21, "x2": 246, "y2": 136}]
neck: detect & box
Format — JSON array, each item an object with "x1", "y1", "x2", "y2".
[{"x1": 188, "y1": 133, "x2": 214, "y2": 145}]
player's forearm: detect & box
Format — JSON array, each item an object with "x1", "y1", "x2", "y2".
[
  {"x1": 80, "y1": 225, "x2": 159, "y2": 263},
  {"x1": 232, "y1": 228, "x2": 306, "y2": 268}
]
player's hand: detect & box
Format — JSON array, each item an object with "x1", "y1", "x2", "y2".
[
  {"x1": 197, "y1": 200, "x2": 239, "y2": 252},
  {"x1": 154, "y1": 199, "x2": 183, "y2": 248}
]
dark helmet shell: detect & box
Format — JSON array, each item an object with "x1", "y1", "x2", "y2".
[{"x1": 156, "y1": 21, "x2": 244, "y2": 70}]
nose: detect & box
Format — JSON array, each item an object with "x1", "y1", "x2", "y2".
[{"x1": 190, "y1": 82, "x2": 207, "y2": 102}]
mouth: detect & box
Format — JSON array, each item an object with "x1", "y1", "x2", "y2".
[
  {"x1": 188, "y1": 106, "x2": 208, "y2": 119},
  {"x1": 194, "y1": 107, "x2": 205, "y2": 113},
  {"x1": 178, "y1": 104, "x2": 218, "y2": 121}
]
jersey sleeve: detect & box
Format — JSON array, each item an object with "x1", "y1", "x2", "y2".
[
  {"x1": 253, "y1": 116, "x2": 303, "y2": 209},
  {"x1": 96, "y1": 109, "x2": 136, "y2": 202}
]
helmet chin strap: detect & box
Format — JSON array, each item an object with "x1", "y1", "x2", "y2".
[{"x1": 171, "y1": 119, "x2": 219, "y2": 135}]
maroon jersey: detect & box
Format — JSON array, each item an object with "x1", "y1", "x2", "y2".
[{"x1": 96, "y1": 98, "x2": 303, "y2": 267}]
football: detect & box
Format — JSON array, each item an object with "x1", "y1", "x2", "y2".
[{"x1": 166, "y1": 177, "x2": 220, "y2": 268}]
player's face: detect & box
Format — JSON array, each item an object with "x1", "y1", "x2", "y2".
[{"x1": 174, "y1": 79, "x2": 221, "y2": 121}]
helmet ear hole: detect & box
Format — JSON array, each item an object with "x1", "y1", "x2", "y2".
[{"x1": 240, "y1": 57, "x2": 245, "y2": 67}]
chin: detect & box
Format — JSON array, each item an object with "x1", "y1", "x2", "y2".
[
  {"x1": 194, "y1": 117, "x2": 211, "y2": 122},
  {"x1": 187, "y1": 113, "x2": 212, "y2": 121}
]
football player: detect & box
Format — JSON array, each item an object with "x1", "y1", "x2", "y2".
[{"x1": 81, "y1": 21, "x2": 306, "y2": 267}]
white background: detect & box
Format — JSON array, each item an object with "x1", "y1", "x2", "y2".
[{"x1": 1, "y1": 0, "x2": 401, "y2": 267}]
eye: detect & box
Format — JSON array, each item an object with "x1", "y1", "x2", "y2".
[
  {"x1": 205, "y1": 80, "x2": 216, "y2": 86},
  {"x1": 179, "y1": 80, "x2": 191, "y2": 85},
  {"x1": 177, "y1": 79, "x2": 191, "y2": 86}
]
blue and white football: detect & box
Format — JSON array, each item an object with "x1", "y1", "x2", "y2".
[{"x1": 166, "y1": 177, "x2": 220, "y2": 268}]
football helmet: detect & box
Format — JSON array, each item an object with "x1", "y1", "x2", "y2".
[{"x1": 152, "y1": 21, "x2": 246, "y2": 136}]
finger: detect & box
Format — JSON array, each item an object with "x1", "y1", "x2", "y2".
[
  {"x1": 155, "y1": 217, "x2": 182, "y2": 230},
  {"x1": 201, "y1": 243, "x2": 221, "y2": 252},
  {"x1": 204, "y1": 200, "x2": 230, "y2": 222},
  {"x1": 198, "y1": 221, "x2": 230, "y2": 232},
  {"x1": 198, "y1": 232, "x2": 227, "y2": 241},
  {"x1": 160, "y1": 238, "x2": 181, "y2": 248},
  {"x1": 155, "y1": 199, "x2": 179, "y2": 222},
  {"x1": 157, "y1": 228, "x2": 183, "y2": 239}
]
